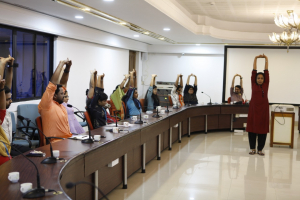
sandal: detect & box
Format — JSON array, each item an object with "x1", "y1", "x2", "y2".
[
  {"x1": 257, "y1": 151, "x2": 265, "y2": 156},
  {"x1": 249, "y1": 150, "x2": 256, "y2": 155}
]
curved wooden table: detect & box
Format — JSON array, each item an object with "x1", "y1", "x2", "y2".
[{"x1": 0, "y1": 104, "x2": 249, "y2": 200}]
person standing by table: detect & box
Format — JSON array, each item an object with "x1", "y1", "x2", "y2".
[
  {"x1": 230, "y1": 74, "x2": 244, "y2": 103},
  {"x1": 246, "y1": 54, "x2": 269, "y2": 156}
]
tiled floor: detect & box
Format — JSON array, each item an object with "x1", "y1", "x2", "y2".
[{"x1": 106, "y1": 129, "x2": 300, "y2": 200}]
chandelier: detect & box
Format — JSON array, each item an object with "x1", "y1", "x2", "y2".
[{"x1": 269, "y1": 10, "x2": 300, "y2": 52}]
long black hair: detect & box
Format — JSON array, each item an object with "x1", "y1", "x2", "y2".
[
  {"x1": 144, "y1": 85, "x2": 160, "y2": 109},
  {"x1": 256, "y1": 72, "x2": 265, "y2": 85}
]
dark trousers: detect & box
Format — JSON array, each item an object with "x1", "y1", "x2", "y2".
[
  {"x1": 248, "y1": 132, "x2": 267, "y2": 151},
  {"x1": 10, "y1": 144, "x2": 32, "y2": 157}
]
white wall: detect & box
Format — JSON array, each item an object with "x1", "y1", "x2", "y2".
[
  {"x1": 55, "y1": 37, "x2": 129, "y2": 111},
  {"x1": 141, "y1": 53, "x2": 224, "y2": 103}
]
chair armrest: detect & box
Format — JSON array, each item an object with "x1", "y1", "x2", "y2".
[
  {"x1": 48, "y1": 137, "x2": 65, "y2": 140},
  {"x1": 74, "y1": 111, "x2": 85, "y2": 121},
  {"x1": 12, "y1": 136, "x2": 32, "y2": 148},
  {"x1": 46, "y1": 137, "x2": 64, "y2": 145},
  {"x1": 17, "y1": 126, "x2": 38, "y2": 139}
]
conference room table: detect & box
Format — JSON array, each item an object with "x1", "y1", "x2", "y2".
[{"x1": 0, "y1": 103, "x2": 249, "y2": 200}]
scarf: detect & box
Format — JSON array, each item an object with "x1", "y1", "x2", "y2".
[{"x1": 0, "y1": 126, "x2": 11, "y2": 157}]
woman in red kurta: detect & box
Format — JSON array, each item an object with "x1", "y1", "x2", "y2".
[{"x1": 246, "y1": 54, "x2": 269, "y2": 156}]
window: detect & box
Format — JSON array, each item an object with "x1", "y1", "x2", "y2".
[{"x1": 0, "y1": 24, "x2": 53, "y2": 102}]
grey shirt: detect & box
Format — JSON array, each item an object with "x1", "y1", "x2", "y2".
[{"x1": 230, "y1": 87, "x2": 244, "y2": 102}]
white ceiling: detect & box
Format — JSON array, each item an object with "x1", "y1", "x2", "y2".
[
  {"x1": 1, "y1": 0, "x2": 297, "y2": 45},
  {"x1": 176, "y1": 0, "x2": 300, "y2": 24}
]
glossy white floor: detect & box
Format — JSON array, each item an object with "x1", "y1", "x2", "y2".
[{"x1": 106, "y1": 129, "x2": 300, "y2": 200}]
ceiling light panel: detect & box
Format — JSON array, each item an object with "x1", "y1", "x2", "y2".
[{"x1": 55, "y1": 0, "x2": 176, "y2": 44}]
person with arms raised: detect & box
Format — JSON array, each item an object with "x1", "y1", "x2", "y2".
[
  {"x1": 122, "y1": 69, "x2": 141, "y2": 118},
  {"x1": 110, "y1": 74, "x2": 130, "y2": 119},
  {"x1": 38, "y1": 59, "x2": 72, "y2": 142},
  {"x1": 230, "y1": 74, "x2": 244, "y2": 103},
  {"x1": 247, "y1": 54, "x2": 269, "y2": 156},
  {"x1": 0, "y1": 55, "x2": 31, "y2": 156},
  {"x1": 144, "y1": 74, "x2": 160, "y2": 111},
  {"x1": 171, "y1": 74, "x2": 184, "y2": 108},
  {"x1": 0, "y1": 57, "x2": 11, "y2": 165},
  {"x1": 183, "y1": 74, "x2": 198, "y2": 105},
  {"x1": 87, "y1": 73, "x2": 109, "y2": 129}
]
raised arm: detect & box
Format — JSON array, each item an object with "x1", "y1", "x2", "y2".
[
  {"x1": 0, "y1": 76, "x2": 6, "y2": 110},
  {"x1": 186, "y1": 74, "x2": 191, "y2": 85},
  {"x1": 231, "y1": 74, "x2": 238, "y2": 88},
  {"x1": 179, "y1": 75, "x2": 183, "y2": 87},
  {"x1": 263, "y1": 54, "x2": 268, "y2": 70},
  {"x1": 194, "y1": 74, "x2": 197, "y2": 86},
  {"x1": 129, "y1": 70, "x2": 134, "y2": 88},
  {"x1": 150, "y1": 74, "x2": 157, "y2": 86},
  {"x1": 88, "y1": 70, "x2": 97, "y2": 99},
  {"x1": 98, "y1": 73, "x2": 105, "y2": 89},
  {"x1": 0, "y1": 56, "x2": 11, "y2": 78},
  {"x1": 240, "y1": 75, "x2": 243, "y2": 88},
  {"x1": 133, "y1": 70, "x2": 137, "y2": 88},
  {"x1": 174, "y1": 74, "x2": 180, "y2": 86},
  {"x1": 5, "y1": 55, "x2": 14, "y2": 90},
  {"x1": 50, "y1": 60, "x2": 65, "y2": 85},
  {"x1": 59, "y1": 59, "x2": 72, "y2": 88},
  {"x1": 120, "y1": 74, "x2": 130, "y2": 89}
]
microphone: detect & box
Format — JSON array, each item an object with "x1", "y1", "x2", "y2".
[
  {"x1": 152, "y1": 107, "x2": 161, "y2": 118},
  {"x1": 66, "y1": 181, "x2": 109, "y2": 200},
  {"x1": 0, "y1": 140, "x2": 46, "y2": 198},
  {"x1": 135, "y1": 111, "x2": 143, "y2": 124},
  {"x1": 17, "y1": 115, "x2": 64, "y2": 164},
  {"x1": 164, "y1": 97, "x2": 171, "y2": 113},
  {"x1": 67, "y1": 104, "x2": 93, "y2": 144},
  {"x1": 113, "y1": 110, "x2": 121, "y2": 127},
  {"x1": 201, "y1": 91, "x2": 212, "y2": 105}
]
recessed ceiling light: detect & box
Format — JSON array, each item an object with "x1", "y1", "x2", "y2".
[
  {"x1": 159, "y1": 37, "x2": 165, "y2": 40},
  {"x1": 103, "y1": 0, "x2": 114, "y2": 1},
  {"x1": 163, "y1": 28, "x2": 170, "y2": 31},
  {"x1": 196, "y1": 44, "x2": 201, "y2": 46},
  {"x1": 75, "y1": 16, "x2": 83, "y2": 19},
  {"x1": 82, "y1": 8, "x2": 90, "y2": 11},
  {"x1": 144, "y1": 32, "x2": 150, "y2": 35},
  {"x1": 134, "y1": 35, "x2": 139, "y2": 37}
]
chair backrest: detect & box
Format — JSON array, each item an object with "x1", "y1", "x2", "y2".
[
  {"x1": 107, "y1": 100, "x2": 112, "y2": 115},
  {"x1": 10, "y1": 112, "x2": 16, "y2": 133},
  {"x1": 168, "y1": 95, "x2": 173, "y2": 106},
  {"x1": 139, "y1": 98, "x2": 146, "y2": 112},
  {"x1": 35, "y1": 116, "x2": 46, "y2": 147},
  {"x1": 84, "y1": 111, "x2": 94, "y2": 130},
  {"x1": 17, "y1": 104, "x2": 40, "y2": 128},
  {"x1": 227, "y1": 97, "x2": 231, "y2": 103}
]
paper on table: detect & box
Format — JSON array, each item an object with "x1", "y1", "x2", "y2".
[{"x1": 69, "y1": 135, "x2": 90, "y2": 140}]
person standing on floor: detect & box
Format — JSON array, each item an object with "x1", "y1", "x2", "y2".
[{"x1": 246, "y1": 54, "x2": 269, "y2": 156}]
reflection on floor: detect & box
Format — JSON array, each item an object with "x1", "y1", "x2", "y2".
[{"x1": 106, "y1": 129, "x2": 300, "y2": 200}]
